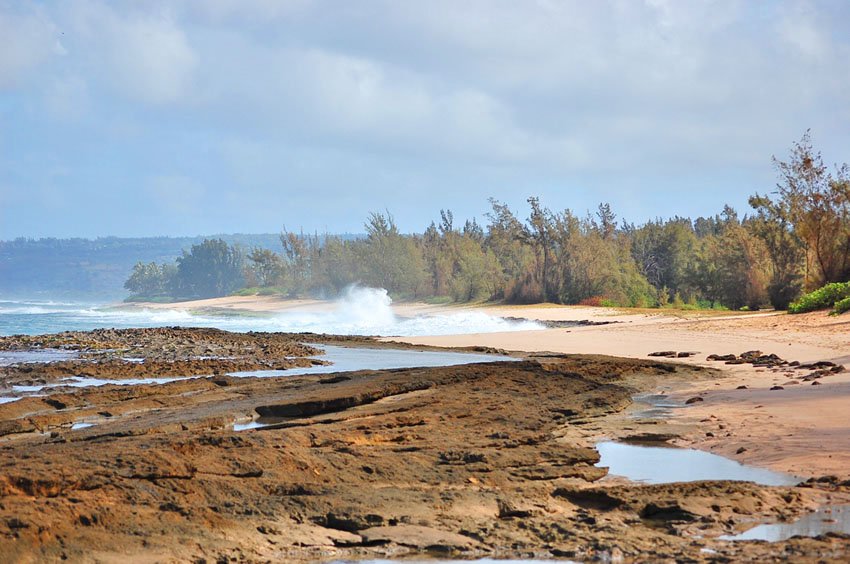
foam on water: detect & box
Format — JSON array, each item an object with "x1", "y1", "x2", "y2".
[{"x1": 0, "y1": 287, "x2": 545, "y2": 337}]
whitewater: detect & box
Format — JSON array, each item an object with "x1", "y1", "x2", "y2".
[{"x1": 0, "y1": 287, "x2": 545, "y2": 337}]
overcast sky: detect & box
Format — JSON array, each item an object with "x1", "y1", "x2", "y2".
[{"x1": 1, "y1": 0, "x2": 848, "y2": 238}]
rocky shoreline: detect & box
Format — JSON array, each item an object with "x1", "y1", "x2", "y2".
[{"x1": 0, "y1": 328, "x2": 848, "y2": 562}]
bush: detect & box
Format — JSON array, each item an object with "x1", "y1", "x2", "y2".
[
  {"x1": 832, "y1": 296, "x2": 850, "y2": 315},
  {"x1": 578, "y1": 296, "x2": 605, "y2": 307},
  {"x1": 232, "y1": 287, "x2": 259, "y2": 296},
  {"x1": 788, "y1": 282, "x2": 850, "y2": 314}
]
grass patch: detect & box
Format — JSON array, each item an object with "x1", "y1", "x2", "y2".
[
  {"x1": 422, "y1": 295, "x2": 455, "y2": 305},
  {"x1": 122, "y1": 295, "x2": 177, "y2": 303}
]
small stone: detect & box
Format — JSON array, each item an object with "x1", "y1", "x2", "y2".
[
  {"x1": 736, "y1": 447, "x2": 747, "y2": 454},
  {"x1": 685, "y1": 396, "x2": 704, "y2": 405},
  {"x1": 770, "y1": 385, "x2": 784, "y2": 391}
]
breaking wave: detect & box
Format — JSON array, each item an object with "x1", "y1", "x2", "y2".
[{"x1": 0, "y1": 286, "x2": 545, "y2": 337}]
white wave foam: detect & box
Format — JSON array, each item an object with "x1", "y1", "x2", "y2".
[
  {"x1": 1, "y1": 287, "x2": 546, "y2": 337},
  {"x1": 255, "y1": 286, "x2": 544, "y2": 336}
]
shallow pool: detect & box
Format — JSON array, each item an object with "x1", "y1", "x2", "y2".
[
  {"x1": 0, "y1": 349, "x2": 78, "y2": 366},
  {"x1": 721, "y1": 504, "x2": 850, "y2": 541},
  {"x1": 3, "y1": 344, "x2": 516, "y2": 402},
  {"x1": 595, "y1": 441, "x2": 799, "y2": 486},
  {"x1": 228, "y1": 344, "x2": 514, "y2": 378}
]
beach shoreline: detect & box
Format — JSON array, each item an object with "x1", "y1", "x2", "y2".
[{"x1": 133, "y1": 295, "x2": 850, "y2": 479}]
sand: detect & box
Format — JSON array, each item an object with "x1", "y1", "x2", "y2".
[
  {"x1": 138, "y1": 295, "x2": 850, "y2": 479},
  {"x1": 394, "y1": 304, "x2": 850, "y2": 479}
]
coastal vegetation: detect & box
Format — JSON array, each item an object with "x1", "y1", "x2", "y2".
[
  {"x1": 787, "y1": 282, "x2": 850, "y2": 315},
  {"x1": 123, "y1": 134, "x2": 849, "y2": 311}
]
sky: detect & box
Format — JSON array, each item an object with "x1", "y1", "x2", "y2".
[{"x1": 0, "y1": 0, "x2": 848, "y2": 239}]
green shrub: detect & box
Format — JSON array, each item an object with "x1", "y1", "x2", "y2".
[
  {"x1": 232, "y1": 287, "x2": 259, "y2": 296},
  {"x1": 423, "y1": 295, "x2": 454, "y2": 305},
  {"x1": 257, "y1": 286, "x2": 286, "y2": 296},
  {"x1": 832, "y1": 296, "x2": 850, "y2": 315},
  {"x1": 788, "y1": 282, "x2": 850, "y2": 314}
]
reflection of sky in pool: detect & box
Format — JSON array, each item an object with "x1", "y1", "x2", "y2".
[
  {"x1": 721, "y1": 504, "x2": 850, "y2": 542},
  {"x1": 596, "y1": 441, "x2": 799, "y2": 486},
  {"x1": 3, "y1": 344, "x2": 515, "y2": 406},
  {"x1": 229, "y1": 344, "x2": 513, "y2": 378},
  {"x1": 0, "y1": 349, "x2": 78, "y2": 366}
]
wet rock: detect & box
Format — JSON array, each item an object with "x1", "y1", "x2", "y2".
[
  {"x1": 497, "y1": 498, "x2": 534, "y2": 519},
  {"x1": 315, "y1": 511, "x2": 384, "y2": 532},
  {"x1": 685, "y1": 396, "x2": 704, "y2": 404},
  {"x1": 707, "y1": 354, "x2": 737, "y2": 362},
  {"x1": 438, "y1": 450, "x2": 486, "y2": 465},
  {"x1": 770, "y1": 386, "x2": 784, "y2": 391},
  {"x1": 359, "y1": 525, "x2": 480, "y2": 550},
  {"x1": 740, "y1": 351, "x2": 763, "y2": 361},
  {"x1": 639, "y1": 503, "x2": 698, "y2": 522},
  {"x1": 648, "y1": 351, "x2": 678, "y2": 358},
  {"x1": 552, "y1": 488, "x2": 623, "y2": 511}
]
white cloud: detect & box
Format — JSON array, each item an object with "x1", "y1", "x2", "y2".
[
  {"x1": 109, "y1": 12, "x2": 197, "y2": 104},
  {"x1": 2, "y1": 0, "x2": 850, "y2": 237},
  {"x1": 0, "y1": 4, "x2": 58, "y2": 89},
  {"x1": 61, "y1": 2, "x2": 198, "y2": 105}
]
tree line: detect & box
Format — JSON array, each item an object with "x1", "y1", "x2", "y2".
[{"x1": 125, "y1": 133, "x2": 849, "y2": 310}]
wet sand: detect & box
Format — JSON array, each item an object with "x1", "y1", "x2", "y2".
[{"x1": 389, "y1": 306, "x2": 850, "y2": 479}]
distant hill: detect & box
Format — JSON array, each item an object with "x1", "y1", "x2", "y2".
[{"x1": 0, "y1": 234, "x2": 357, "y2": 301}]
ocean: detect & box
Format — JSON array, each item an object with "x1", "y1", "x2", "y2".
[{"x1": 0, "y1": 288, "x2": 544, "y2": 337}]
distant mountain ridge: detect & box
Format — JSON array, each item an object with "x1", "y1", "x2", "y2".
[{"x1": 0, "y1": 233, "x2": 359, "y2": 301}]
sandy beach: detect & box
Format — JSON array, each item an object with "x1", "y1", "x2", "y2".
[
  {"x1": 392, "y1": 303, "x2": 850, "y2": 478},
  {"x1": 1, "y1": 302, "x2": 848, "y2": 561},
  {"x1": 139, "y1": 295, "x2": 850, "y2": 479}
]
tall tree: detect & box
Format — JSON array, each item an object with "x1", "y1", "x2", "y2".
[
  {"x1": 175, "y1": 239, "x2": 245, "y2": 299},
  {"x1": 771, "y1": 131, "x2": 850, "y2": 287}
]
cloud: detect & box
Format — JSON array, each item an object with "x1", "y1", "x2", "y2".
[
  {"x1": 60, "y1": 1, "x2": 198, "y2": 105},
  {"x1": 1, "y1": 0, "x2": 849, "y2": 238},
  {"x1": 0, "y1": 3, "x2": 59, "y2": 89}
]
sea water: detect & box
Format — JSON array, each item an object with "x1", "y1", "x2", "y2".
[{"x1": 0, "y1": 288, "x2": 544, "y2": 337}]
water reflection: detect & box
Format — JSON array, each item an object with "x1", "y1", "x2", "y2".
[
  {"x1": 228, "y1": 344, "x2": 514, "y2": 378},
  {"x1": 595, "y1": 441, "x2": 799, "y2": 486},
  {"x1": 721, "y1": 504, "x2": 850, "y2": 541}
]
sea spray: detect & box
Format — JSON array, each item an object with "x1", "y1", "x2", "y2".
[{"x1": 0, "y1": 287, "x2": 546, "y2": 337}]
